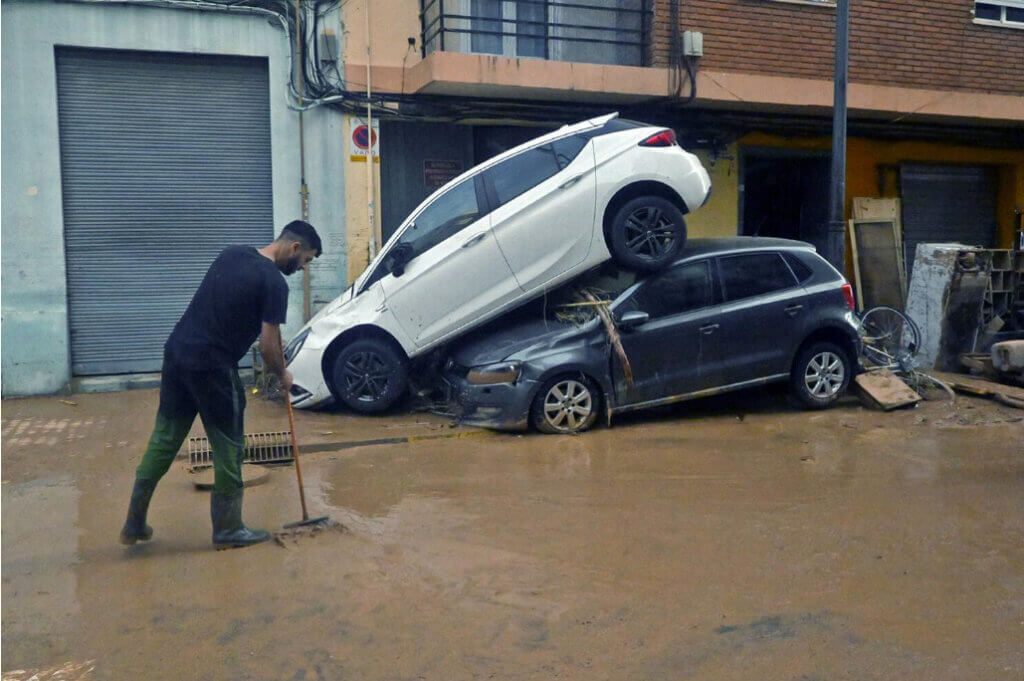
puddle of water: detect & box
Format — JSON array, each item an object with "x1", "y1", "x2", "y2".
[{"x1": 3, "y1": 395, "x2": 1023, "y2": 680}]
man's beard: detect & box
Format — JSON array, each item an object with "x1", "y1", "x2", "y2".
[{"x1": 282, "y1": 256, "x2": 300, "y2": 275}]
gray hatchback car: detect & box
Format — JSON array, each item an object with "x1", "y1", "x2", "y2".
[{"x1": 445, "y1": 237, "x2": 860, "y2": 434}]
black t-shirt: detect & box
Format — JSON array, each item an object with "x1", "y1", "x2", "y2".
[{"x1": 165, "y1": 246, "x2": 288, "y2": 369}]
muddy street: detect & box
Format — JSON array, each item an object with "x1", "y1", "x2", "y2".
[{"x1": 2, "y1": 388, "x2": 1023, "y2": 680}]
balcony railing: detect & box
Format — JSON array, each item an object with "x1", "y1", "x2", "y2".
[{"x1": 421, "y1": 0, "x2": 651, "y2": 68}]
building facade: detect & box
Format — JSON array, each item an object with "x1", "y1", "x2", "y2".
[
  {"x1": 2, "y1": 0, "x2": 348, "y2": 396},
  {"x1": 340, "y1": 0, "x2": 1023, "y2": 279},
  {"x1": 2, "y1": 0, "x2": 1022, "y2": 397}
]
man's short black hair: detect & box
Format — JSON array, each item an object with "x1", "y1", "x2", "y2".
[{"x1": 278, "y1": 220, "x2": 323, "y2": 257}]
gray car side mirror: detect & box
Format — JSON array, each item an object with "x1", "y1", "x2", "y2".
[{"x1": 618, "y1": 310, "x2": 649, "y2": 330}]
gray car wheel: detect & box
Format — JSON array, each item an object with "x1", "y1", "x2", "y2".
[
  {"x1": 791, "y1": 341, "x2": 851, "y2": 409},
  {"x1": 531, "y1": 376, "x2": 600, "y2": 434}
]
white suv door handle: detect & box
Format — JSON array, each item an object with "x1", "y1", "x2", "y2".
[
  {"x1": 559, "y1": 173, "x2": 585, "y2": 189},
  {"x1": 461, "y1": 232, "x2": 488, "y2": 248}
]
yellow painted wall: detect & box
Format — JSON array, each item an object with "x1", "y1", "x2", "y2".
[
  {"x1": 343, "y1": 115, "x2": 382, "y2": 284},
  {"x1": 740, "y1": 132, "x2": 1024, "y2": 248},
  {"x1": 687, "y1": 146, "x2": 741, "y2": 238},
  {"x1": 847, "y1": 139, "x2": 1023, "y2": 248}
]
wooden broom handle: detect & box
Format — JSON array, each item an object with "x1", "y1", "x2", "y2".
[{"x1": 285, "y1": 397, "x2": 310, "y2": 521}]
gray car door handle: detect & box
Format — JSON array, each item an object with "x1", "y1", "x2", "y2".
[
  {"x1": 700, "y1": 323, "x2": 720, "y2": 335},
  {"x1": 785, "y1": 304, "x2": 804, "y2": 316},
  {"x1": 559, "y1": 173, "x2": 585, "y2": 189},
  {"x1": 461, "y1": 232, "x2": 488, "y2": 248}
]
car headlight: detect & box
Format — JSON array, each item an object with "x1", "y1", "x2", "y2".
[
  {"x1": 284, "y1": 329, "x2": 311, "y2": 365},
  {"x1": 466, "y1": 361, "x2": 522, "y2": 385}
]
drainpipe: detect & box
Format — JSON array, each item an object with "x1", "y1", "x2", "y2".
[
  {"x1": 826, "y1": 0, "x2": 850, "y2": 272},
  {"x1": 365, "y1": 0, "x2": 378, "y2": 264},
  {"x1": 296, "y1": 0, "x2": 312, "y2": 321}
]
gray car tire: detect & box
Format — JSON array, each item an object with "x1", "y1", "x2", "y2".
[
  {"x1": 790, "y1": 341, "x2": 851, "y2": 409},
  {"x1": 608, "y1": 196, "x2": 687, "y2": 272},
  {"x1": 331, "y1": 338, "x2": 408, "y2": 413},
  {"x1": 531, "y1": 375, "x2": 601, "y2": 434}
]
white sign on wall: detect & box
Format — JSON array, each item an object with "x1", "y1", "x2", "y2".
[{"x1": 349, "y1": 117, "x2": 380, "y2": 163}]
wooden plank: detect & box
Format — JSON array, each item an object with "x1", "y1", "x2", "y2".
[
  {"x1": 928, "y1": 370, "x2": 1024, "y2": 403},
  {"x1": 854, "y1": 369, "x2": 922, "y2": 410},
  {"x1": 852, "y1": 197, "x2": 902, "y2": 243}
]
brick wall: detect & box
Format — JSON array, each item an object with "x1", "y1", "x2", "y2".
[{"x1": 651, "y1": 0, "x2": 1024, "y2": 95}]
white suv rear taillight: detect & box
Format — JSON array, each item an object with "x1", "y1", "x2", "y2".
[{"x1": 639, "y1": 129, "x2": 676, "y2": 147}]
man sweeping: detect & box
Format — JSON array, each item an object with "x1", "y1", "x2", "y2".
[{"x1": 119, "y1": 220, "x2": 322, "y2": 549}]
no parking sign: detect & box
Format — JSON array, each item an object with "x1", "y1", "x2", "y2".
[{"x1": 349, "y1": 117, "x2": 380, "y2": 162}]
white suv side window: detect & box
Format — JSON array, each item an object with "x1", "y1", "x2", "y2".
[
  {"x1": 487, "y1": 134, "x2": 590, "y2": 207},
  {"x1": 400, "y1": 177, "x2": 482, "y2": 258}
]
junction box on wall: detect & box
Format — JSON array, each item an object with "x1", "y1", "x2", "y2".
[{"x1": 683, "y1": 30, "x2": 703, "y2": 57}]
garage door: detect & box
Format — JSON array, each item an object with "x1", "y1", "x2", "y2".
[
  {"x1": 56, "y1": 47, "x2": 273, "y2": 375},
  {"x1": 900, "y1": 164, "x2": 998, "y2": 276}
]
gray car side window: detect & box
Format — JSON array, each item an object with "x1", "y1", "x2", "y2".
[
  {"x1": 622, "y1": 261, "x2": 712, "y2": 320},
  {"x1": 719, "y1": 252, "x2": 799, "y2": 302},
  {"x1": 782, "y1": 251, "x2": 814, "y2": 283}
]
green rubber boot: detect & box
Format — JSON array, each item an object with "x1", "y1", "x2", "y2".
[
  {"x1": 119, "y1": 478, "x2": 156, "y2": 545},
  {"x1": 211, "y1": 490, "x2": 270, "y2": 549}
]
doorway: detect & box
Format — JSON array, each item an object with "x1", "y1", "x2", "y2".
[{"x1": 741, "y1": 149, "x2": 831, "y2": 255}]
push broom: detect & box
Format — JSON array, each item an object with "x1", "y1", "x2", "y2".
[{"x1": 280, "y1": 396, "x2": 333, "y2": 531}]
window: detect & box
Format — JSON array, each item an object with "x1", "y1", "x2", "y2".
[
  {"x1": 516, "y1": 0, "x2": 546, "y2": 57},
  {"x1": 764, "y1": 0, "x2": 836, "y2": 8},
  {"x1": 579, "y1": 117, "x2": 649, "y2": 140},
  {"x1": 423, "y1": 0, "x2": 646, "y2": 67},
  {"x1": 719, "y1": 253, "x2": 798, "y2": 302},
  {"x1": 400, "y1": 177, "x2": 482, "y2": 257},
  {"x1": 782, "y1": 252, "x2": 814, "y2": 283},
  {"x1": 487, "y1": 134, "x2": 588, "y2": 207},
  {"x1": 471, "y1": 0, "x2": 502, "y2": 54},
  {"x1": 624, "y1": 261, "x2": 712, "y2": 320},
  {"x1": 471, "y1": 0, "x2": 546, "y2": 57},
  {"x1": 551, "y1": 134, "x2": 589, "y2": 169},
  {"x1": 974, "y1": 1, "x2": 1024, "y2": 28}
]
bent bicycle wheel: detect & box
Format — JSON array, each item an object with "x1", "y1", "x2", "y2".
[{"x1": 858, "y1": 306, "x2": 920, "y2": 371}]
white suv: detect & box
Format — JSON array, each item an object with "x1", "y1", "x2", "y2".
[{"x1": 286, "y1": 113, "x2": 712, "y2": 412}]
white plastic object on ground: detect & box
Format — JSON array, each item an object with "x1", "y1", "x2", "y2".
[{"x1": 991, "y1": 340, "x2": 1024, "y2": 372}]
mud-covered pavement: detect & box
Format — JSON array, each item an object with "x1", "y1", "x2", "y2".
[{"x1": 2, "y1": 386, "x2": 1023, "y2": 680}]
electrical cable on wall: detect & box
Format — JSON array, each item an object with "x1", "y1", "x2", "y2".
[
  {"x1": 668, "y1": 0, "x2": 697, "y2": 104},
  {"x1": 65, "y1": 0, "x2": 712, "y2": 126}
]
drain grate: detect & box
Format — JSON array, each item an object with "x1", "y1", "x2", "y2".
[{"x1": 186, "y1": 431, "x2": 293, "y2": 471}]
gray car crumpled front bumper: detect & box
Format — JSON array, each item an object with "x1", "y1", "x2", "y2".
[{"x1": 441, "y1": 368, "x2": 539, "y2": 431}]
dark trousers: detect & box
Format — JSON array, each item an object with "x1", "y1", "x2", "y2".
[{"x1": 135, "y1": 356, "x2": 246, "y2": 495}]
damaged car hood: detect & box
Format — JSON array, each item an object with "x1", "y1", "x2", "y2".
[{"x1": 452, "y1": 319, "x2": 587, "y2": 366}]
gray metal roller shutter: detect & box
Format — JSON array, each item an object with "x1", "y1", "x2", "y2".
[
  {"x1": 56, "y1": 47, "x2": 274, "y2": 375},
  {"x1": 900, "y1": 164, "x2": 998, "y2": 276}
]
